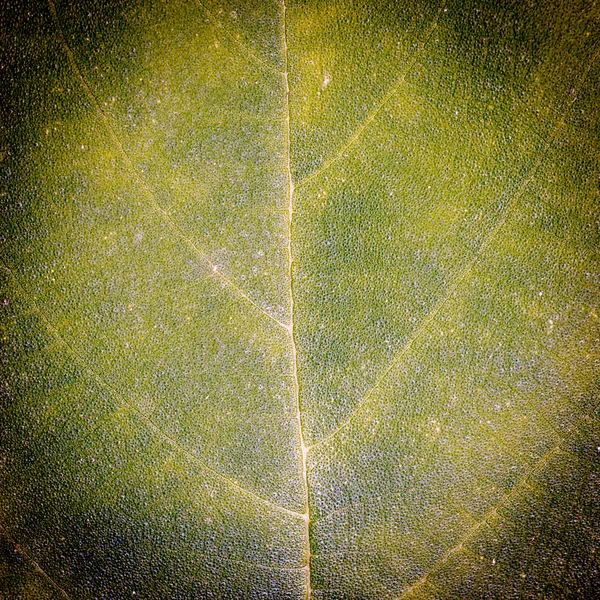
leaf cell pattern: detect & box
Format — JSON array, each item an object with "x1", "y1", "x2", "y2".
[{"x1": 1, "y1": 0, "x2": 599, "y2": 599}]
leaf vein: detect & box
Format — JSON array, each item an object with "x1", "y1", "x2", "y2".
[
  {"x1": 47, "y1": 0, "x2": 287, "y2": 331},
  {"x1": 295, "y1": 1, "x2": 447, "y2": 190},
  {"x1": 193, "y1": 0, "x2": 284, "y2": 76},
  {"x1": 0, "y1": 524, "x2": 73, "y2": 599},
  {"x1": 282, "y1": 1, "x2": 313, "y2": 597},
  {"x1": 309, "y1": 42, "x2": 600, "y2": 450},
  {"x1": 0, "y1": 264, "x2": 304, "y2": 520},
  {"x1": 395, "y1": 406, "x2": 600, "y2": 599}
]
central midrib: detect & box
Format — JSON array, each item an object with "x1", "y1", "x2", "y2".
[{"x1": 281, "y1": 2, "x2": 312, "y2": 599}]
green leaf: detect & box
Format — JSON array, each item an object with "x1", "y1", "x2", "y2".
[{"x1": 1, "y1": 0, "x2": 599, "y2": 598}]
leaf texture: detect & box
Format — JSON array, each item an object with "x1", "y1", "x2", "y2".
[{"x1": 1, "y1": 0, "x2": 599, "y2": 598}]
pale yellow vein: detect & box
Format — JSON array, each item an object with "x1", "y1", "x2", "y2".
[
  {"x1": 312, "y1": 485, "x2": 478, "y2": 527},
  {"x1": 309, "y1": 43, "x2": 600, "y2": 452},
  {"x1": 193, "y1": 0, "x2": 284, "y2": 76},
  {"x1": 0, "y1": 264, "x2": 304, "y2": 520},
  {"x1": 295, "y1": 2, "x2": 447, "y2": 190},
  {"x1": 1, "y1": 502, "x2": 304, "y2": 578},
  {"x1": 307, "y1": 143, "x2": 554, "y2": 451},
  {"x1": 308, "y1": 414, "x2": 596, "y2": 595},
  {"x1": 47, "y1": 0, "x2": 288, "y2": 332},
  {"x1": 282, "y1": 1, "x2": 313, "y2": 598},
  {"x1": 310, "y1": 402, "x2": 586, "y2": 524},
  {"x1": 0, "y1": 524, "x2": 72, "y2": 599},
  {"x1": 396, "y1": 411, "x2": 599, "y2": 599}
]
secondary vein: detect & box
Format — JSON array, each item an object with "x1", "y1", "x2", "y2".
[
  {"x1": 0, "y1": 524, "x2": 73, "y2": 599},
  {"x1": 309, "y1": 42, "x2": 600, "y2": 453},
  {"x1": 396, "y1": 408, "x2": 600, "y2": 599},
  {"x1": 193, "y1": 0, "x2": 284, "y2": 76},
  {"x1": 47, "y1": 0, "x2": 287, "y2": 332},
  {"x1": 294, "y1": 1, "x2": 447, "y2": 190},
  {"x1": 0, "y1": 264, "x2": 304, "y2": 520}
]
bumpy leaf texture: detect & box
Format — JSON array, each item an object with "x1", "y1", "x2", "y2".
[{"x1": 1, "y1": 0, "x2": 600, "y2": 598}]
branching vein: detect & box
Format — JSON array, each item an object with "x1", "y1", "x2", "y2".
[
  {"x1": 0, "y1": 264, "x2": 304, "y2": 520},
  {"x1": 193, "y1": 0, "x2": 284, "y2": 75},
  {"x1": 47, "y1": 0, "x2": 287, "y2": 332},
  {"x1": 0, "y1": 524, "x2": 72, "y2": 599},
  {"x1": 396, "y1": 407, "x2": 600, "y2": 599},
  {"x1": 1, "y1": 512, "x2": 304, "y2": 578},
  {"x1": 308, "y1": 143, "x2": 552, "y2": 450}
]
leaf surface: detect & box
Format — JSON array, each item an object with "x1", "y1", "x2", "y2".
[{"x1": 1, "y1": 0, "x2": 600, "y2": 598}]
